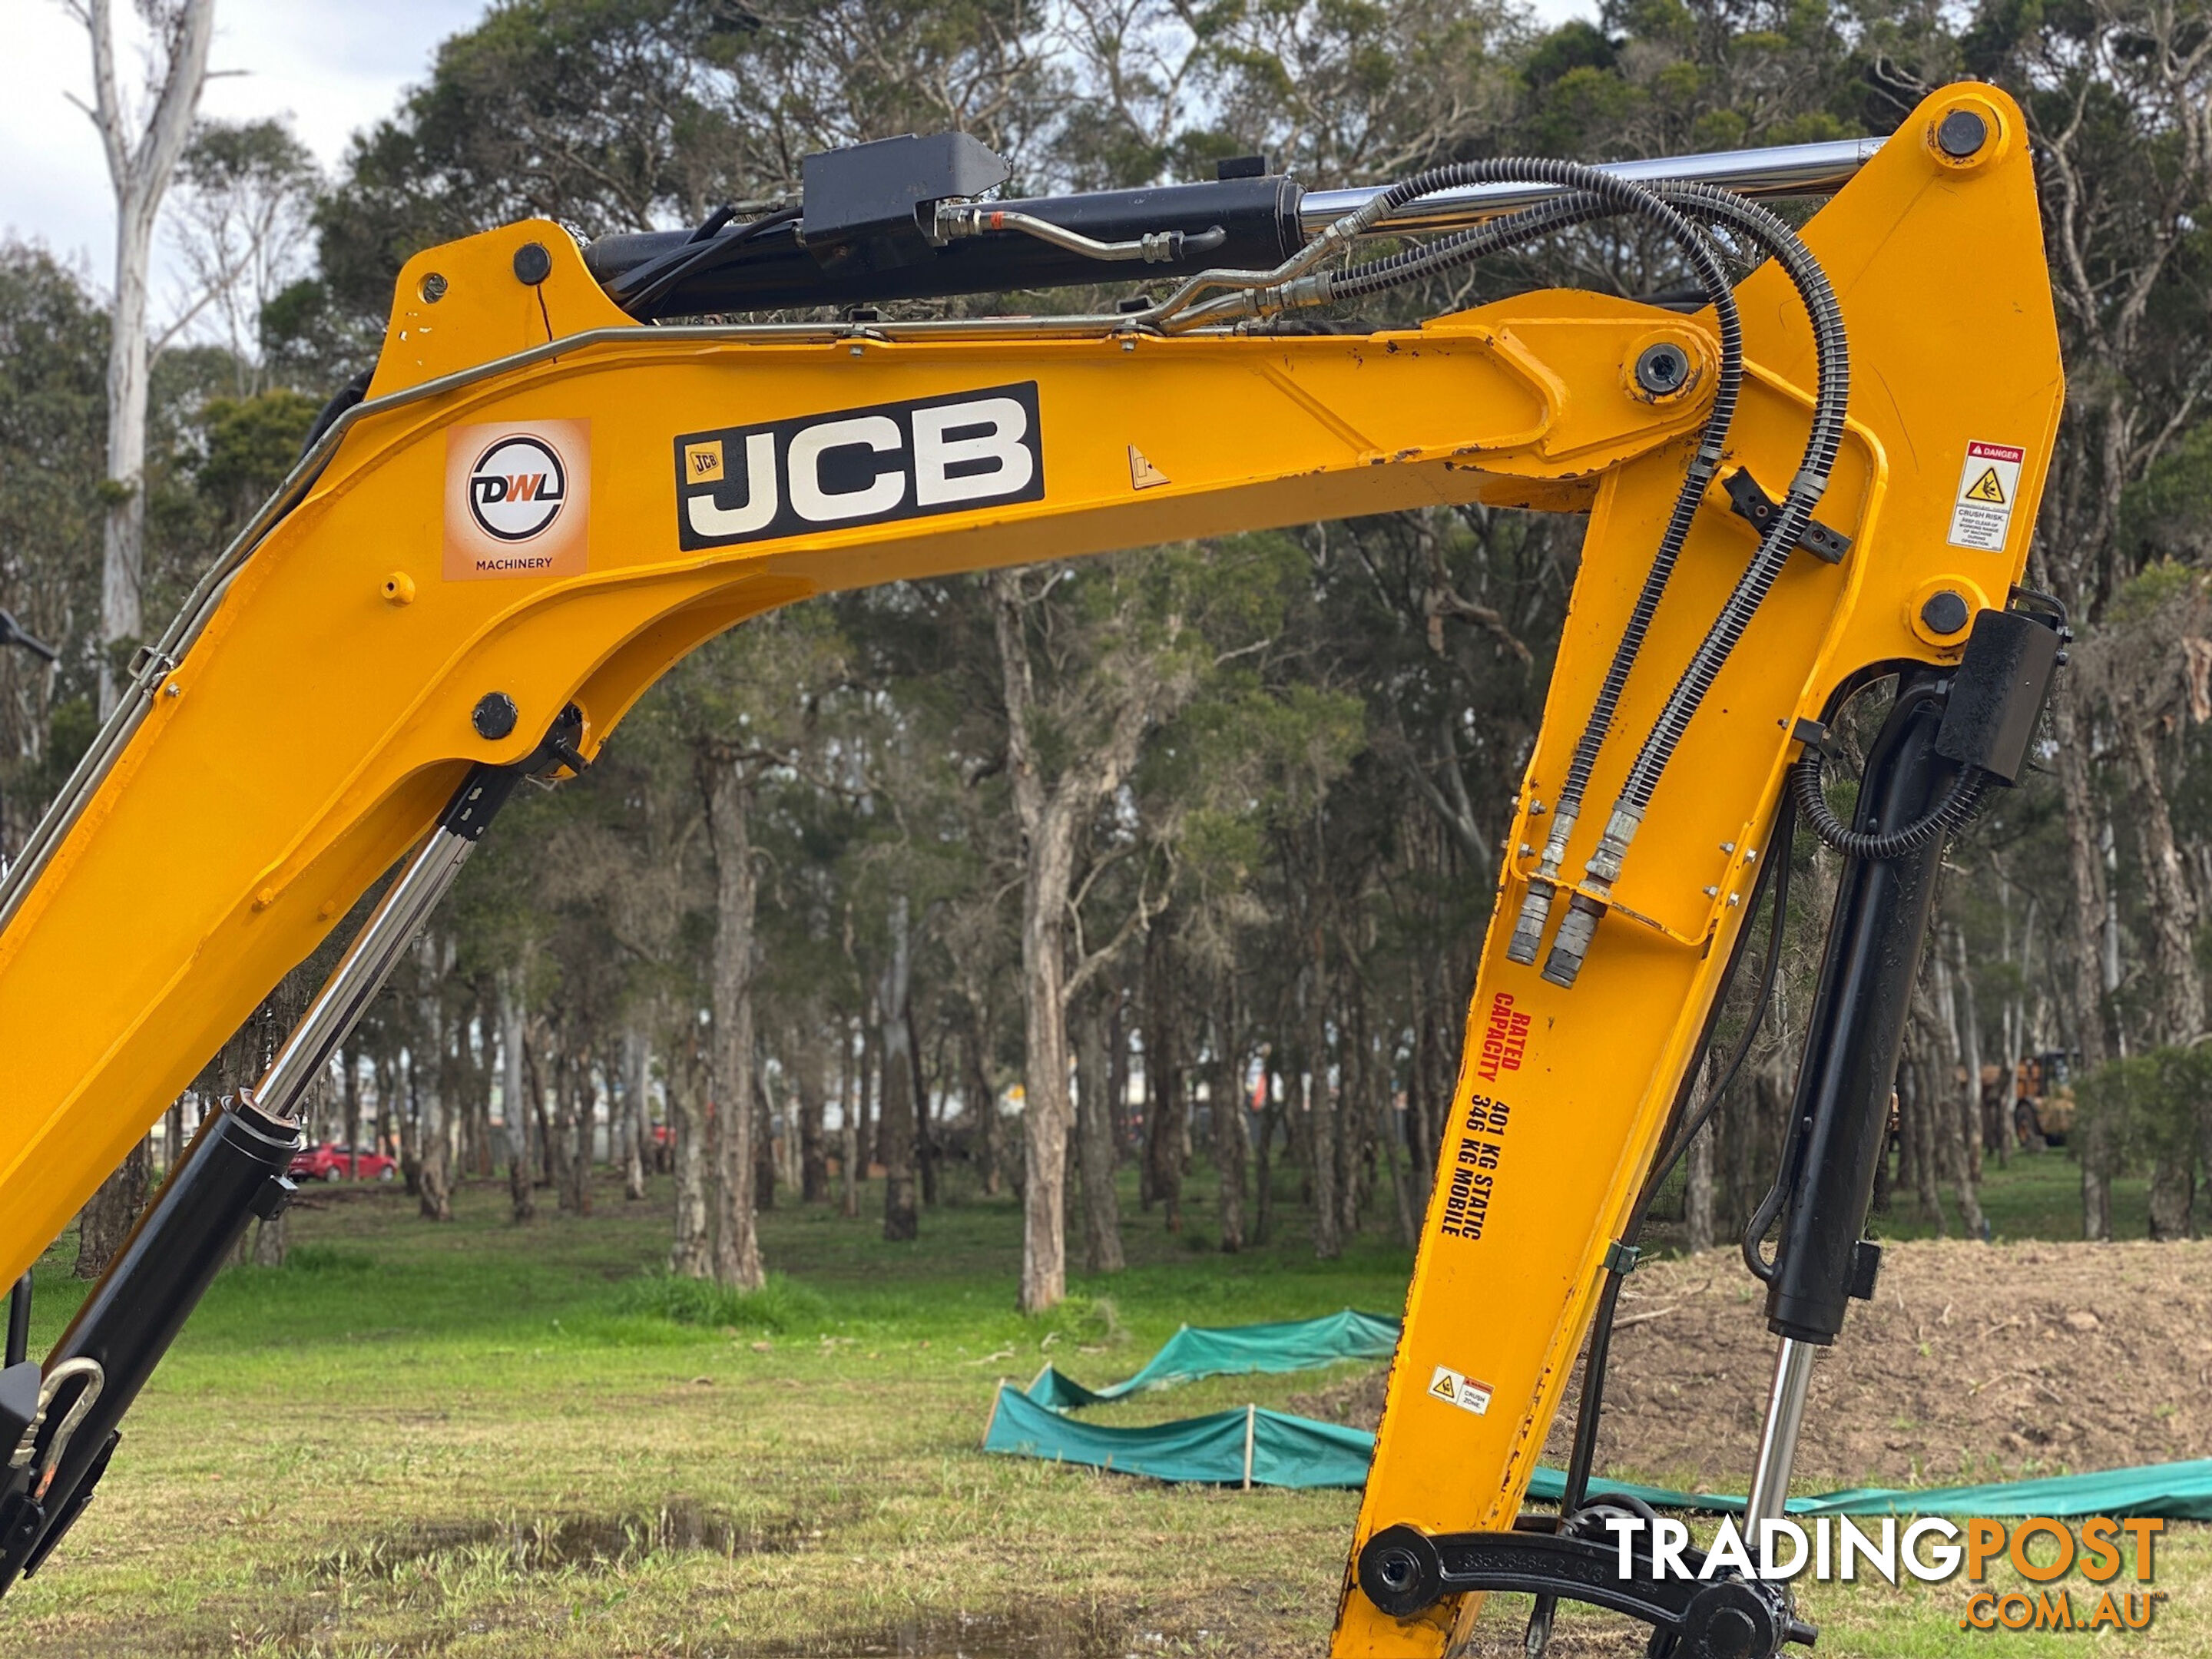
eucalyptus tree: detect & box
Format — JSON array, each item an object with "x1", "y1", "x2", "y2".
[
  {"x1": 0, "y1": 250, "x2": 105, "y2": 866},
  {"x1": 65, "y1": 0, "x2": 214, "y2": 717},
  {"x1": 171, "y1": 118, "x2": 321, "y2": 395},
  {"x1": 665, "y1": 604, "x2": 855, "y2": 1287}
]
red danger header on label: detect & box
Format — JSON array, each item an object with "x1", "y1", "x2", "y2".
[{"x1": 1967, "y1": 440, "x2": 2025, "y2": 463}]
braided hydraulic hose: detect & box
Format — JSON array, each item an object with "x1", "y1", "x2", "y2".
[
  {"x1": 1790, "y1": 747, "x2": 1985, "y2": 861},
  {"x1": 1303, "y1": 161, "x2": 1753, "y2": 966},
  {"x1": 1614, "y1": 185, "x2": 1850, "y2": 811},
  {"x1": 1316, "y1": 190, "x2": 1615, "y2": 302},
  {"x1": 1541, "y1": 185, "x2": 1851, "y2": 985},
  {"x1": 1320, "y1": 184, "x2": 1749, "y2": 911}
]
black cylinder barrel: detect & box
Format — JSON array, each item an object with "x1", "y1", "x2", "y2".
[
  {"x1": 584, "y1": 175, "x2": 1306, "y2": 316},
  {"x1": 0, "y1": 1098, "x2": 297, "y2": 1588},
  {"x1": 1764, "y1": 677, "x2": 1957, "y2": 1343}
]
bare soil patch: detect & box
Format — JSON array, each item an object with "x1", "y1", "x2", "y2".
[{"x1": 1291, "y1": 1238, "x2": 2212, "y2": 1492}]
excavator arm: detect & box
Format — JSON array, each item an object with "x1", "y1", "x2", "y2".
[{"x1": 0, "y1": 85, "x2": 2061, "y2": 1655}]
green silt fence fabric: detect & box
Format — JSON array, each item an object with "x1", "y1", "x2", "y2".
[
  {"x1": 1023, "y1": 1309, "x2": 1399, "y2": 1409},
  {"x1": 1781, "y1": 1464, "x2": 2212, "y2": 1521},
  {"x1": 988, "y1": 1313, "x2": 2212, "y2": 1518},
  {"x1": 985, "y1": 1383, "x2": 1378, "y2": 1488},
  {"x1": 985, "y1": 1383, "x2": 2212, "y2": 1517}
]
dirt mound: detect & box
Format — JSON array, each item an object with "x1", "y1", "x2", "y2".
[{"x1": 1290, "y1": 1238, "x2": 2212, "y2": 1492}]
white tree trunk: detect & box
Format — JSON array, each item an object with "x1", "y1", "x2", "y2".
[
  {"x1": 65, "y1": 0, "x2": 217, "y2": 1272},
  {"x1": 705, "y1": 754, "x2": 765, "y2": 1290},
  {"x1": 74, "y1": 0, "x2": 216, "y2": 715},
  {"x1": 622, "y1": 1022, "x2": 649, "y2": 1201},
  {"x1": 500, "y1": 975, "x2": 533, "y2": 1222},
  {"x1": 670, "y1": 1041, "x2": 712, "y2": 1277},
  {"x1": 990, "y1": 568, "x2": 1191, "y2": 1310},
  {"x1": 1015, "y1": 825, "x2": 1078, "y2": 1310}
]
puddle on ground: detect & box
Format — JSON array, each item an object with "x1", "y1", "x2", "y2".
[{"x1": 313, "y1": 1499, "x2": 805, "y2": 1578}]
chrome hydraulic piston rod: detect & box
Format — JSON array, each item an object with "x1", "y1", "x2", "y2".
[
  {"x1": 1296, "y1": 135, "x2": 1884, "y2": 235},
  {"x1": 1745, "y1": 1338, "x2": 1818, "y2": 1528}
]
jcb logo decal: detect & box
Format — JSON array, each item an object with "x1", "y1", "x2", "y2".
[{"x1": 674, "y1": 382, "x2": 1043, "y2": 550}]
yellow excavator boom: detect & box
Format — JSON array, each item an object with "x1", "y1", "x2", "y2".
[{"x1": 0, "y1": 85, "x2": 2060, "y2": 1651}]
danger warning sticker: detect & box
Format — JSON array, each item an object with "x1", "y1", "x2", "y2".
[
  {"x1": 1428, "y1": 1364, "x2": 1493, "y2": 1417},
  {"x1": 1948, "y1": 440, "x2": 2025, "y2": 551}
]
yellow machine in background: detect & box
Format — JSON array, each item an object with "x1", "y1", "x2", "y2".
[{"x1": 0, "y1": 84, "x2": 2061, "y2": 1658}]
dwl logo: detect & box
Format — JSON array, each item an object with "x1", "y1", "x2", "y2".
[{"x1": 468, "y1": 435, "x2": 568, "y2": 541}]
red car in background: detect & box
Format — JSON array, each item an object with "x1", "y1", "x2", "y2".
[{"x1": 287, "y1": 1142, "x2": 398, "y2": 1183}]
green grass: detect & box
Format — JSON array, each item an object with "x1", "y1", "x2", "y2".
[
  {"x1": 614, "y1": 1270, "x2": 830, "y2": 1332},
  {"x1": 1637, "y1": 1143, "x2": 2151, "y2": 1255},
  {"x1": 1866, "y1": 1144, "x2": 2153, "y2": 1244},
  {"x1": 0, "y1": 1156, "x2": 2200, "y2": 1657}
]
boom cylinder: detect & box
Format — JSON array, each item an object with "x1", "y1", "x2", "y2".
[
  {"x1": 1761, "y1": 677, "x2": 1955, "y2": 1346},
  {"x1": 584, "y1": 174, "x2": 1304, "y2": 315},
  {"x1": 582, "y1": 134, "x2": 1883, "y2": 319},
  {"x1": 0, "y1": 737, "x2": 551, "y2": 1597},
  {"x1": 0, "y1": 1097, "x2": 299, "y2": 1593}
]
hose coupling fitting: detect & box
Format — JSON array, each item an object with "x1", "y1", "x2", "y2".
[
  {"x1": 1584, "y1": 806, "x2": 1642, "y2": 886},
  {"x1": 1506, "y1": 876, "x2": 1557, "y2": 965},
  {"x1": 1541, "y1": 890, "x2": 1608, "y2": 988}
]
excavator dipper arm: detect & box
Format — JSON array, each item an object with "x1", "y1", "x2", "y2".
[{"x1": 0, "y1": 86, "x2": 2061, "y2": 1651}]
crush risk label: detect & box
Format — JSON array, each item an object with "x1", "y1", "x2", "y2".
[
  {"x1": 1947, "y1": 439, "x2": 2025, "y2": 551},
  {"x1": 1428, "y1": 1364, "x2": 1494, "y2": 1416}
]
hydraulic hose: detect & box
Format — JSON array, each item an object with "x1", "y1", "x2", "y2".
[
  {"x1": 1541, "y1": 184, "x2": 1850, "y2": 985},
  {"x1": 1613, "y1": 184, "x2": 1852, "y2": 813},
  {"x1": 1320, "y1": 190, "x2": 1617, "y2": 302},
  {"x1": 609, "y1": 204, "x2": 804, "y2": 316},
  {"x1": 1300, "y1": 160, "x2": 1751, "y2": 969},
  {"x1": 1790, "y1": 747, "x2": 1986, "y2": 861}
]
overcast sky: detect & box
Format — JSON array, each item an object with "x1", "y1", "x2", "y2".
[{"x1": 2, "y1": 0, "x2": 1595, "y2": 320}]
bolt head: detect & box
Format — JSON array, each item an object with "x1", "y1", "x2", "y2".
[
  {"x1": 1634, "y1": 342, "x2": 1692, "y2": 397},
  {"x1": 1921, "y1": 589, "x2": 1971, "y2": 636},
  {"x1": 512, "y1": 241, "x2": 553, "y2": 286},
  {"x1": 1936, "y1": 108, "x2": 1989, "y2": 159},
  {"x1": 473, "y1": 691, "x2": 519, "y2": 740},
  {"x1": 419, "y1": 271, "x2": 448, "y2": 303}
]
